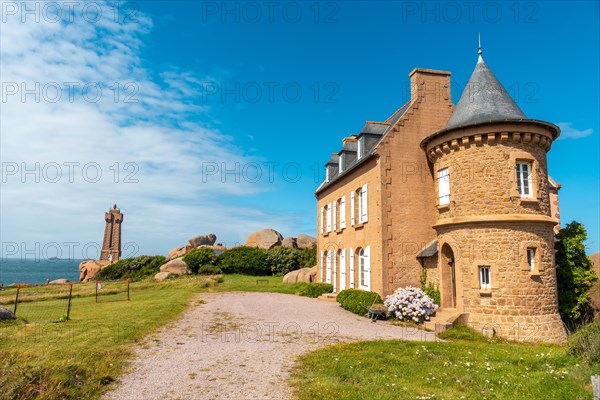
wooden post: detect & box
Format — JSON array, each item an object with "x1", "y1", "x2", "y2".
[
  {"x1": 96, "y1": 282, "x2": 99, "y2": 303},
  {"x1": 592, "y1": 375, "x2": 600, "y2": 400},
  {"x1": 127, "y1": 280, "x2": 130, "y2": 301},
  {"x1": 13, "y1": 284, "x2": 21, "y2": 316},
  {"x1": 66, "y1": 284, "x2": 73, "y2": 321}
]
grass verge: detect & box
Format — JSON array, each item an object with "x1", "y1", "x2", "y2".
[{"x1": 290, "y1": 325, "x2": 600, "y2": 400}]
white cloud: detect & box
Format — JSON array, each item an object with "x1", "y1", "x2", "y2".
[
  {"x1": 556, "y1": 122, "x2": 593, "y2": 140},
  {"x1": 0, "y1": 3, "x2": 299, "y2": 258}
]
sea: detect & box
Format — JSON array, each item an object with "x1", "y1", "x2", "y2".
[{"x1": 0, "y1": 258, "x2": 82, "y2": 285}]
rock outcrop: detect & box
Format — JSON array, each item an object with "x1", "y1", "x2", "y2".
[
  {"x1": 166, "y1": 246, "x2": 187, "y2": 261},
  {"x1": 159, "y1": 258, "x2": 189, "y2": 276},
  {"x1": 186, "y1": 233, "x2": 217, "y2": 251},
  {"x1": 245, "y1": 229, "x2": 283, "y2": 249},
  {"x1": 296, "y1": 234, "x2": 317, "y2": 249},
  {"x1": 154, "y1": 271, "x2": 173, "y2": 281},
  {"x1": 283, "y1": 265, "x2": 318, "y2": 284},
  {"x1": 0, "y1": 305, "x2": 15, "y2": 321},
  {"x1": 281, "y1": 237, "x2": 297, "y2": 249},
  {"x1": 79, "y1": 260, "x2": 110, "y2": 282}
]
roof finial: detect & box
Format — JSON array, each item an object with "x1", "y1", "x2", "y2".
[{"x1": 477, "y1": 32, "x2": 483, "y2": 63}]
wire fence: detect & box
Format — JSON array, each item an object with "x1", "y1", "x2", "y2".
[{"x1": 94, "y1": 280, "x2": 131, "y2": 303}]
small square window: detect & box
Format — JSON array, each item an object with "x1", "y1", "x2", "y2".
[{"x1": 479, "y1": 266, "x2": 491, "y2": 289}]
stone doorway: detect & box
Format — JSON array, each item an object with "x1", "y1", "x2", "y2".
[{"x1": 441, "y1": 243, "x2": 456, "y2": 308}]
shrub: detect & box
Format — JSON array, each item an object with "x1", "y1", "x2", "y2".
[
  {"x1": 568, "y1": 321, "x2": 600, "y2": 364},
  {"x1": 384, "y1": 286, "x2": 438, "y2": 323},
  {"x1": 216, "y1": 246, "x2": 269, "y2": 275},
  {"x1": 267, "y1": 246, "x2": 303, "y2": 276},
  {"x1": 184, "y1": 247, "x2": 216, "y2": 274},
  {"x1": 336, "y1": 288, "x2": 383, "y2": 316},
  {"x1": 423, "y1": 282, "x2": 441, "y2": 307},
  {"x1": 555, "y1": 221, "x2": 599, "y2": 325},
  {"x1": 300, "y1": 244, "x2": 317, "y2": 269},
  {"x1": 296, "y1": 282, "x2": 333, "y2": 298},
  {"x1": 197, "y1": 264, "x2": 222, "y2": 275},
  {"x1": 94, "y1": 255, "x2": 165, "y2": 281}
]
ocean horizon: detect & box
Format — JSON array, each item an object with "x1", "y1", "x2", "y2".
[{"x1": 0, "y1": 258, "x2": 82, "y2": 285}]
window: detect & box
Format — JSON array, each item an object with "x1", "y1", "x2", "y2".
[
  {"x1": 339, "y1": 196, "x2": 346, "y2": 229},
  {"x1": 339, "y1": 153, "x2": 345, "y2": 173},
  {"x1": 358, "y1": 246, "x2": 371, "y2": 290},
  {"x1": 357, "y1": 137, "x2": 364, "y2": 159},
  {"x1": 326, "y1": 203, "x2": 332, "y2": 233},
  {"x1": 357, "y1": 184, "x2": 368, "y2": 223},
  {"x1": 516, "y1": 162, "x2": 533, "y2": 198},
  {"x1": 333, "y1": 201, "x2": 337, "y2": 231},
  {"x1": 527, "y1": 248, "x2": 536, "y2": 271},
  {"x1": 479, "y1": 266, "x2": 491, "y2": 289},
  {"x1": 438, "y1": 168, "x2": 450, "y2": 205},
  {"x1": 320, "y1": 207, "x2": 324, "y2": 234}
]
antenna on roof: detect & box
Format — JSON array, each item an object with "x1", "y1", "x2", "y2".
[{"x1": 478, "y1": 32, "x2": 483, "y2": 63}]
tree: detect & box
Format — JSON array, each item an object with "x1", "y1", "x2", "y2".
[{"x1": 555, "y1": 221, "x2": 599, "y2": 325}]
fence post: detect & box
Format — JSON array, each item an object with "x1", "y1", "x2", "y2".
[
  {"x1": 13, "y1": 284, "x2": 21, "y2": 316},
  {"x1": 592, "y1": 375, "x2": 600, "y2": 400},
  {"x1": 127, "y1": 280, "x2": 130, "y2": 301},
  {"x1": 96, "y1": 282, "x2": 99, "y2": 303},
  {"x1": 66, "y1": 284, "x2": 73, "y2": 321}
]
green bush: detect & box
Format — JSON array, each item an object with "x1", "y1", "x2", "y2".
[
  {"x1": 183, "y1": 247, "x2": 216, "y2": 274},
  {"x1": 568, "y1": 321, "x2": 600, "y2": 364},
  {"x1": 300, "y1": 244, "x2": 317, "y2": 269},
  {"x1": 93, "y1": 255, "x2": 165, "y2": 281},
  {"x1": 296, "y1": 282, "x2": 333, "y2": 298},
  {"x1": 197, "y1": 264, "x2": 222, "y2": 275},
  {"x1": 267, "y1": 246, "x2": 303, "y2": 276},
  {"x1": 424, "y1": 282, "x2": 441, "y2": 306},
  {"x1": 336, "y1": 288, "x2": 383, "y2": 316},
  {"x1": 216, "y1": 246, "x2": 269, "y2": 275}
]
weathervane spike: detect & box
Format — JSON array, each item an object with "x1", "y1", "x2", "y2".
[{"x1": 477, "y1": 32, "x2": 483, "y2": 62}]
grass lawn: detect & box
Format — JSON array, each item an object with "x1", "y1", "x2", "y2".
[
  {"x1": 0, "y1": 275, "x2": 220, "y2": 400},
  {"x1": 289, "y1": 324, "x2": 600, "y2": 400},
  {"x1": 206, "y1": 273, "x2": 305, "y2": 294}
]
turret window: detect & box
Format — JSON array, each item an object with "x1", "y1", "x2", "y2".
[
  {"x1": 527, "y1": 248, "x2": 536, "y2": 271},
  {"x1": 438, "y1": 168, "x2": 450, "y2": 205},
  {"x1": 516, "y1": 162, "x2": 533, "y2": 198},
  {"x1": 479, "y1": 266, "x2": 491, "y2": 289}
]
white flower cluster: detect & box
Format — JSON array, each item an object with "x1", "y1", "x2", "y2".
[{"x1": 384, "y1": 286, "x2": 438, "y2": 323}]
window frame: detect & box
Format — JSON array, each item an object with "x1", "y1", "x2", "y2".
[
  {"x1": 516, "y1": 161, "x2": 533, "y2": 198},
  {"x1": 479, "y1": 265, "x2": 491, "y2": 290},
  {"x1": 437, "y1": 167, "x2": 450, "y2": 206}
]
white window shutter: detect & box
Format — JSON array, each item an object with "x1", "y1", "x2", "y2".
[
  {"x1": 320, "y1": 207, "x2": 324, "y2": 234},
  {"x1": 326, "y1": 250, "x2": 332, "y2": 283},
  {"x1": 332, "y1": 250, "x2": 337, "y2": 292},
  {"x1": 361, "y1": 184, "x2": 368, "y2": 223},
  {"x1": 350, "y1": 191, "x2": 355, "y2": 226},
  {"x1": 320, "y1": 251, "x2": 324, "y2": 281},
  {"x1": 339, "y1": 249, "x2": 346, "y2": 291},
  {"x1": 326, "y1": 203, "x2": 332, "y2": 232},
  {"x1": 340, "y1": 196, "x2": 346, "y2": 229},
  {"x1": 364, "y1": 245, "x2": 371, "y2": 290},
  {"x1": 349, "y1": 247, "x2": 355, "y2": 288},
  {"x1": 333, "y1": 201, "x2": 337, "y2": 231}
]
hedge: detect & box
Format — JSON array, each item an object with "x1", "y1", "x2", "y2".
[
  {"x1": 568, "y1": 321, "x2": 600, "y2": 364},
  {"x1": 296, "y1": 282, "x2": 333, "y2": 298},
  {"x1": 216, "y1": 246, "x2": 269, "y2": 275},
  {"x1": 336, "y1": 288, "x2": 383, "y2": 316},
  {"x1": 183, "y1": 247, "x2": 216, "y2": 274},
  {"x1": 93, "y1": 255, "x2": 165, "y2": 281}
]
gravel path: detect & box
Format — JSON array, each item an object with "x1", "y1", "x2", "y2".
[{"x1": 104, "y1": 292, "x2": 436, "y2": 400}]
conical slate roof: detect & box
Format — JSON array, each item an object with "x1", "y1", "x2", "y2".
[{"x1": 445, "y1": 53, "x2": 526, "y2": 130}]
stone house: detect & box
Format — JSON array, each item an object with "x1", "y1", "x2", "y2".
[{"x1": 315, "y1": 47, "x2": 567, "y2": 343}]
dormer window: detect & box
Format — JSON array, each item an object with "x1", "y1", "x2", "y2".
[
  {"x1": 339, "y1": 153, "x2": 345, "y2": 173},
  {"x1": 357, "y1": 137, "x2": 364, "y2": 159},
  {"x1": 325, "y1": 166, "x2": 330, "y2": 182}
]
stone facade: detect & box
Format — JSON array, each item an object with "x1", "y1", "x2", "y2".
[
  {"x1": 100, "y1": 204, "x2": 123, "y2": 262},
  {"x1": 314, "y1": 55, "x2": 567, "y2": 343}
]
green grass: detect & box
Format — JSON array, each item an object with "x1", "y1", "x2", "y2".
[
  {"x1": 206, "y1": 273, "x2": 305, "y2": 294},
  {"x1": 0, "y1": 275, "x2": 219, "y2": 400},
  {"x1": 290, "y1": 326, "x2": 600, "y2": 400}
]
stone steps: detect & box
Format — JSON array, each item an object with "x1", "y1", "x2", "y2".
[
  {"x1": 317, "y1": 293, "x2": 337, "y2": 302},
  {"x1": 424, "y1": 308, "x2": 465, "y2": 332}
]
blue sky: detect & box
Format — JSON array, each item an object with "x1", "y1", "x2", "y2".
[{"x1": 1, "y1": 1, "x2": 598, "y2": 258}]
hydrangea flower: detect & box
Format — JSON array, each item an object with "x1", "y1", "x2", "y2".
[{"x1": 384, "y1": 286, "x2": 438, "y2": 323}]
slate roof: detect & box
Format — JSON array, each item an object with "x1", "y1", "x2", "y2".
[
  {"x1": 444, "y1": 54, "x2": 526, "y2": 130},
  {"x1": 315, "y1": 101, "x2": 411, "y2": 195},
  {"x1": 416, "y1": 240, "x2": 438, "y2": 258}
]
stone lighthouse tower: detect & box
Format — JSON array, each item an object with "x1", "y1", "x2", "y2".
[
  {"x1": 100, "y1": 204, "x2": 123, "y2": 263},
  {"x1": 420, "y1": 45, "x2": 567, "y2": 343}
]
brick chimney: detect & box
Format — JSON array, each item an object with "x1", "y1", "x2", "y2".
[{"x1": 409, "y1": 68, "x2": 452, "y2": 105}]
